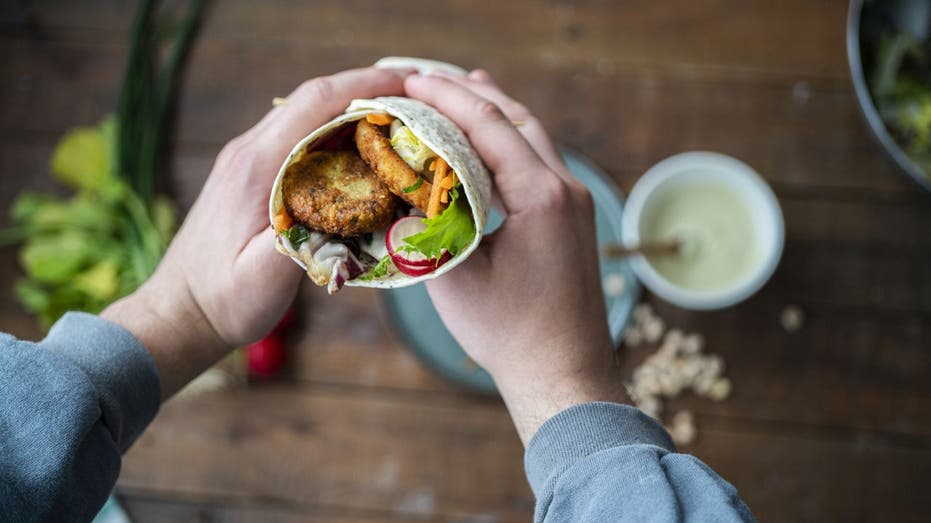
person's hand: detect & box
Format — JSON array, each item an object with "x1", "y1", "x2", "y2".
[
  {"x1": 405, "y1": 71, "x2": 625, "y2": 444},
  {"x1": 103, "y1": 67, "x2": 410, "y2": 399},
  {"x1": 404, "y1": 71, "x2": 628, "y2": 444}
]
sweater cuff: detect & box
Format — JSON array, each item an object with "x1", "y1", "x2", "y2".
[
  {"x1": 524, "y1": 402, "x2": 675, "y2": 497},
  {"x1": 39, "y1": 312, "x2": 161, "y2": 452}
]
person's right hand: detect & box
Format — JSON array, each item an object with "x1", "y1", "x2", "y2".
[
  {"x1": 405, "y1": 71, "x2": 628, "y2": 444},
  {"x1": 103, "y1": 67, "x2": 410, "y2": 399}
]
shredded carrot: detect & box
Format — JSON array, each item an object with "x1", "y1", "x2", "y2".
[
  {"x1": 273, "y1": 208, "x2": 294, "y2": 233},
  {"x1": 366, "y1": 113, "x2": 393, "y2": 126},
  {"x1": 435, "y1": 157, "x2": 448, "y2": 178},
  {"x1": 427, "y1": 181, "x2": 444, "y2": 218},
  {"x1": 426, "y1": 158, "x2": 449, "y2": 218},
  {"x1": 440, "y1": 171, "x2": 459, "y2": 202},
  {"x1": 428, "y1": 159, "x2": 436, "y2": 172}
]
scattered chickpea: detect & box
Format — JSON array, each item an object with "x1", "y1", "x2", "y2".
[
  {"x1": 780, "y1": 305, "x2": 805, "y2": 333},
  {"x1": 623, "y1": 303, "x2": 732, "y2": 445},
  {"x1": 669, "y1": 410, "x2": 697, "y2": 446},
  {"x1": 603, "y1": 273, "x2": 627, "y2": 297},
  {"x1": 708, "y1": 377, "x2": 733, "y2": 402}
]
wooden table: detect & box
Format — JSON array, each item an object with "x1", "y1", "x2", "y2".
[{"x1": 2, "y1": 1, "x2": 930, "y2": 521}]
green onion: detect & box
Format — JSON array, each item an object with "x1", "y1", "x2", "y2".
[
  {"x1": 285, "y1": 225, "x2": 312, "y2": 247},
  {"x1": 117, "y1": 0, "x2": 204, "y2": 203},
  {"x1": 402, "y1": 178, "x2": 424, "y2": 193}
]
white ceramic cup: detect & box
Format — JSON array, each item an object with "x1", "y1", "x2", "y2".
[{"x1": 621, "y1": 151, "x2": 784, "y2": 310}]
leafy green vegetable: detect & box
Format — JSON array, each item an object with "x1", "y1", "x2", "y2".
[
  {"x1": 55, "y1": 195, "x2": 116, "y2": 234},
  {"x1": 870, "y1": 32, "x2": 919, "y2": 99},
  {"x1": 285, "y1": 225, "x2": 312, "y2": 247},
  {"x1": 13, "y1": 192, "x2": 115, "y2": 236},
  {"x1": 402, "y1": 178, "x2": 424, "y2": 193},
  {"x1": 10, "y1": 193, "x2": 47, "y2": 224},
  {"x1": 14, "y1": 137, "x2": 176, "y2": 303},
  {"x1": 867, "y1": 19, "x2": 931, "y2": 176},
  {"x1": 151, "y1": 195, "x2": 178, "y2": 244},
  {"x1": 3, "y1": 1, "x2": 201, "y2": 329},
  {"x1": 73, "y1": 259, "x2": 120, "y2": 301},
  {"x1": 898, "y1": 94, "x2": 931, "y2": 151},
  {"x1": 389, "y1": 125, "x2": 435, "y2": 172},
  {"x1": 14, "y1": 279, "x2": 49, "y2": 312},
  {"x1": 15, "y1": 277, "x2": 100, "y2": 329},
  {"x1": 50, "y1": 117, "x2": 115, "y2": 192},
  {"x1": 401, "y1": 186, "x2": 475, "y2": 259},
  {"x1": 359, "y1": 255, "x2": 393, "y2": 281},
  {"x1": 9, "y1": 176, "x2": 169, "y2": 326},
  {"x1": 19, "y1": 230, "x2": 96, "y2": 285}
]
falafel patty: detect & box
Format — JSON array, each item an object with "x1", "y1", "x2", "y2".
[
  {"x1": 282, "y1": 150, "x2": 399, "y2": 237},
  {"x1": 355, "y1": 119, "x2": 433, "y2": 212}
]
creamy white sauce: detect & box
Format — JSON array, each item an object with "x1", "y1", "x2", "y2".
[
  {"x1": 363, "y1": 227, "x2": 390, "y2": 261},
  {"x1": 281, "y1": 231, "x2": 366, "y2": 294},
  {"x1": 642, "y1": 181, "x2": 759, "y2": 292}
]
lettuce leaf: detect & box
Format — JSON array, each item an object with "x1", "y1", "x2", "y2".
[
  {"x1": 50, "y1": 117, "x2": 115, "y2": 193},
  {"x1": 20, "y1": 230, "x2": 96, "y2": 284},
  {"x1": 401, "y1": 186, "x2": 475, "y2": 259},
  {"x1": 151, "y1": 195, "x2": 178, "y2": 243},
  {"x1": 73, "y1": 259, "x2": 120, "y2": 301},
  {"x1": 13, "y1": 192, "x2": 117, "y2": 236},
  {"x1": 359, "y1": 255, "x2": 392, "y2": 281}
]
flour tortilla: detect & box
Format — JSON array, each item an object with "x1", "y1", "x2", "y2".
[
  {"x1": 374, "y1": 56, "x2": 468, "y2": 76},
  {"x1": 269, "y1": 60, "x2": 490, "y2": 290}
]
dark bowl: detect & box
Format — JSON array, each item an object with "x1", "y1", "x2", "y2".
[{"x1": 847, "y1": 0, "x2": 931, "y2": 193}]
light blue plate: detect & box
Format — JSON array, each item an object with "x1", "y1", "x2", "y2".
[{"x1": 382, "y1": 149, "x2": 639, "y2": 394}]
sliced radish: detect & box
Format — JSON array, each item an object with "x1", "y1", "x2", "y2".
[
  {"x1": 386, "y1": 216, "x2": 452, "y2": 276},
  {"x1": 387, "y1": 216, "x2": 427, "y2": 260},
  {"x1": 393, "y1": 260, "x2": 436, "y2": 277}
]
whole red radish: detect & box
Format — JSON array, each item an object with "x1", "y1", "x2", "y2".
[{"x1": 247, "y1": 333, "x2": 286, "y2": 377}]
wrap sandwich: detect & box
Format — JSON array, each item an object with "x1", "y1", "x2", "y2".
[{"x1": 268, "y1": 59, "x2": 491, "y2": 293}]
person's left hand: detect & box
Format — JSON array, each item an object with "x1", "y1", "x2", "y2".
[{"x1": 103, "y1": 67, "x2": 410, "y2": 398}]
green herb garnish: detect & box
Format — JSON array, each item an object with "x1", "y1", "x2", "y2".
[
  {"x1": 402, "y1": 178, "x2": 424, "y2": 194},
  {"x1": 285, "y1": 225, "x2": 311, "y2": 247},
  {"x1": 400, "y1": 186, "x2": 475, "y2": 259},
  {"x1": 359, "y1": 255, "x2": 393, "y2": 281}
]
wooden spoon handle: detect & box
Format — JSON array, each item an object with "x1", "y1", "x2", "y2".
[{"x1": 601, "y1": 240, "x2": 680, "y2": 258}]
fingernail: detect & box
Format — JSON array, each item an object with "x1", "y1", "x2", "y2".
[
  {"x1": 386, "y1": 67, "x2": 417, "y2": 79},
  {"x1": 468, "y1": 70, "x2": 485, "y2": 80},
  {"x1": 425, "y1": 69, "x2": 455, "y2": 78}
]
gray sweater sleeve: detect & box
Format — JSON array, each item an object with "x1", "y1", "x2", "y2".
[
  {"x1": 525, "y1": 402, "x2": 756, "y2": 522},
  {"x1": 0, "y1": 312, "x2": 161, "y2": 523}
]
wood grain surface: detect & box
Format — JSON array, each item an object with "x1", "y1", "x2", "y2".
[{"x1": 2, "y1": 1, "x2": 929, "y2": 521}]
